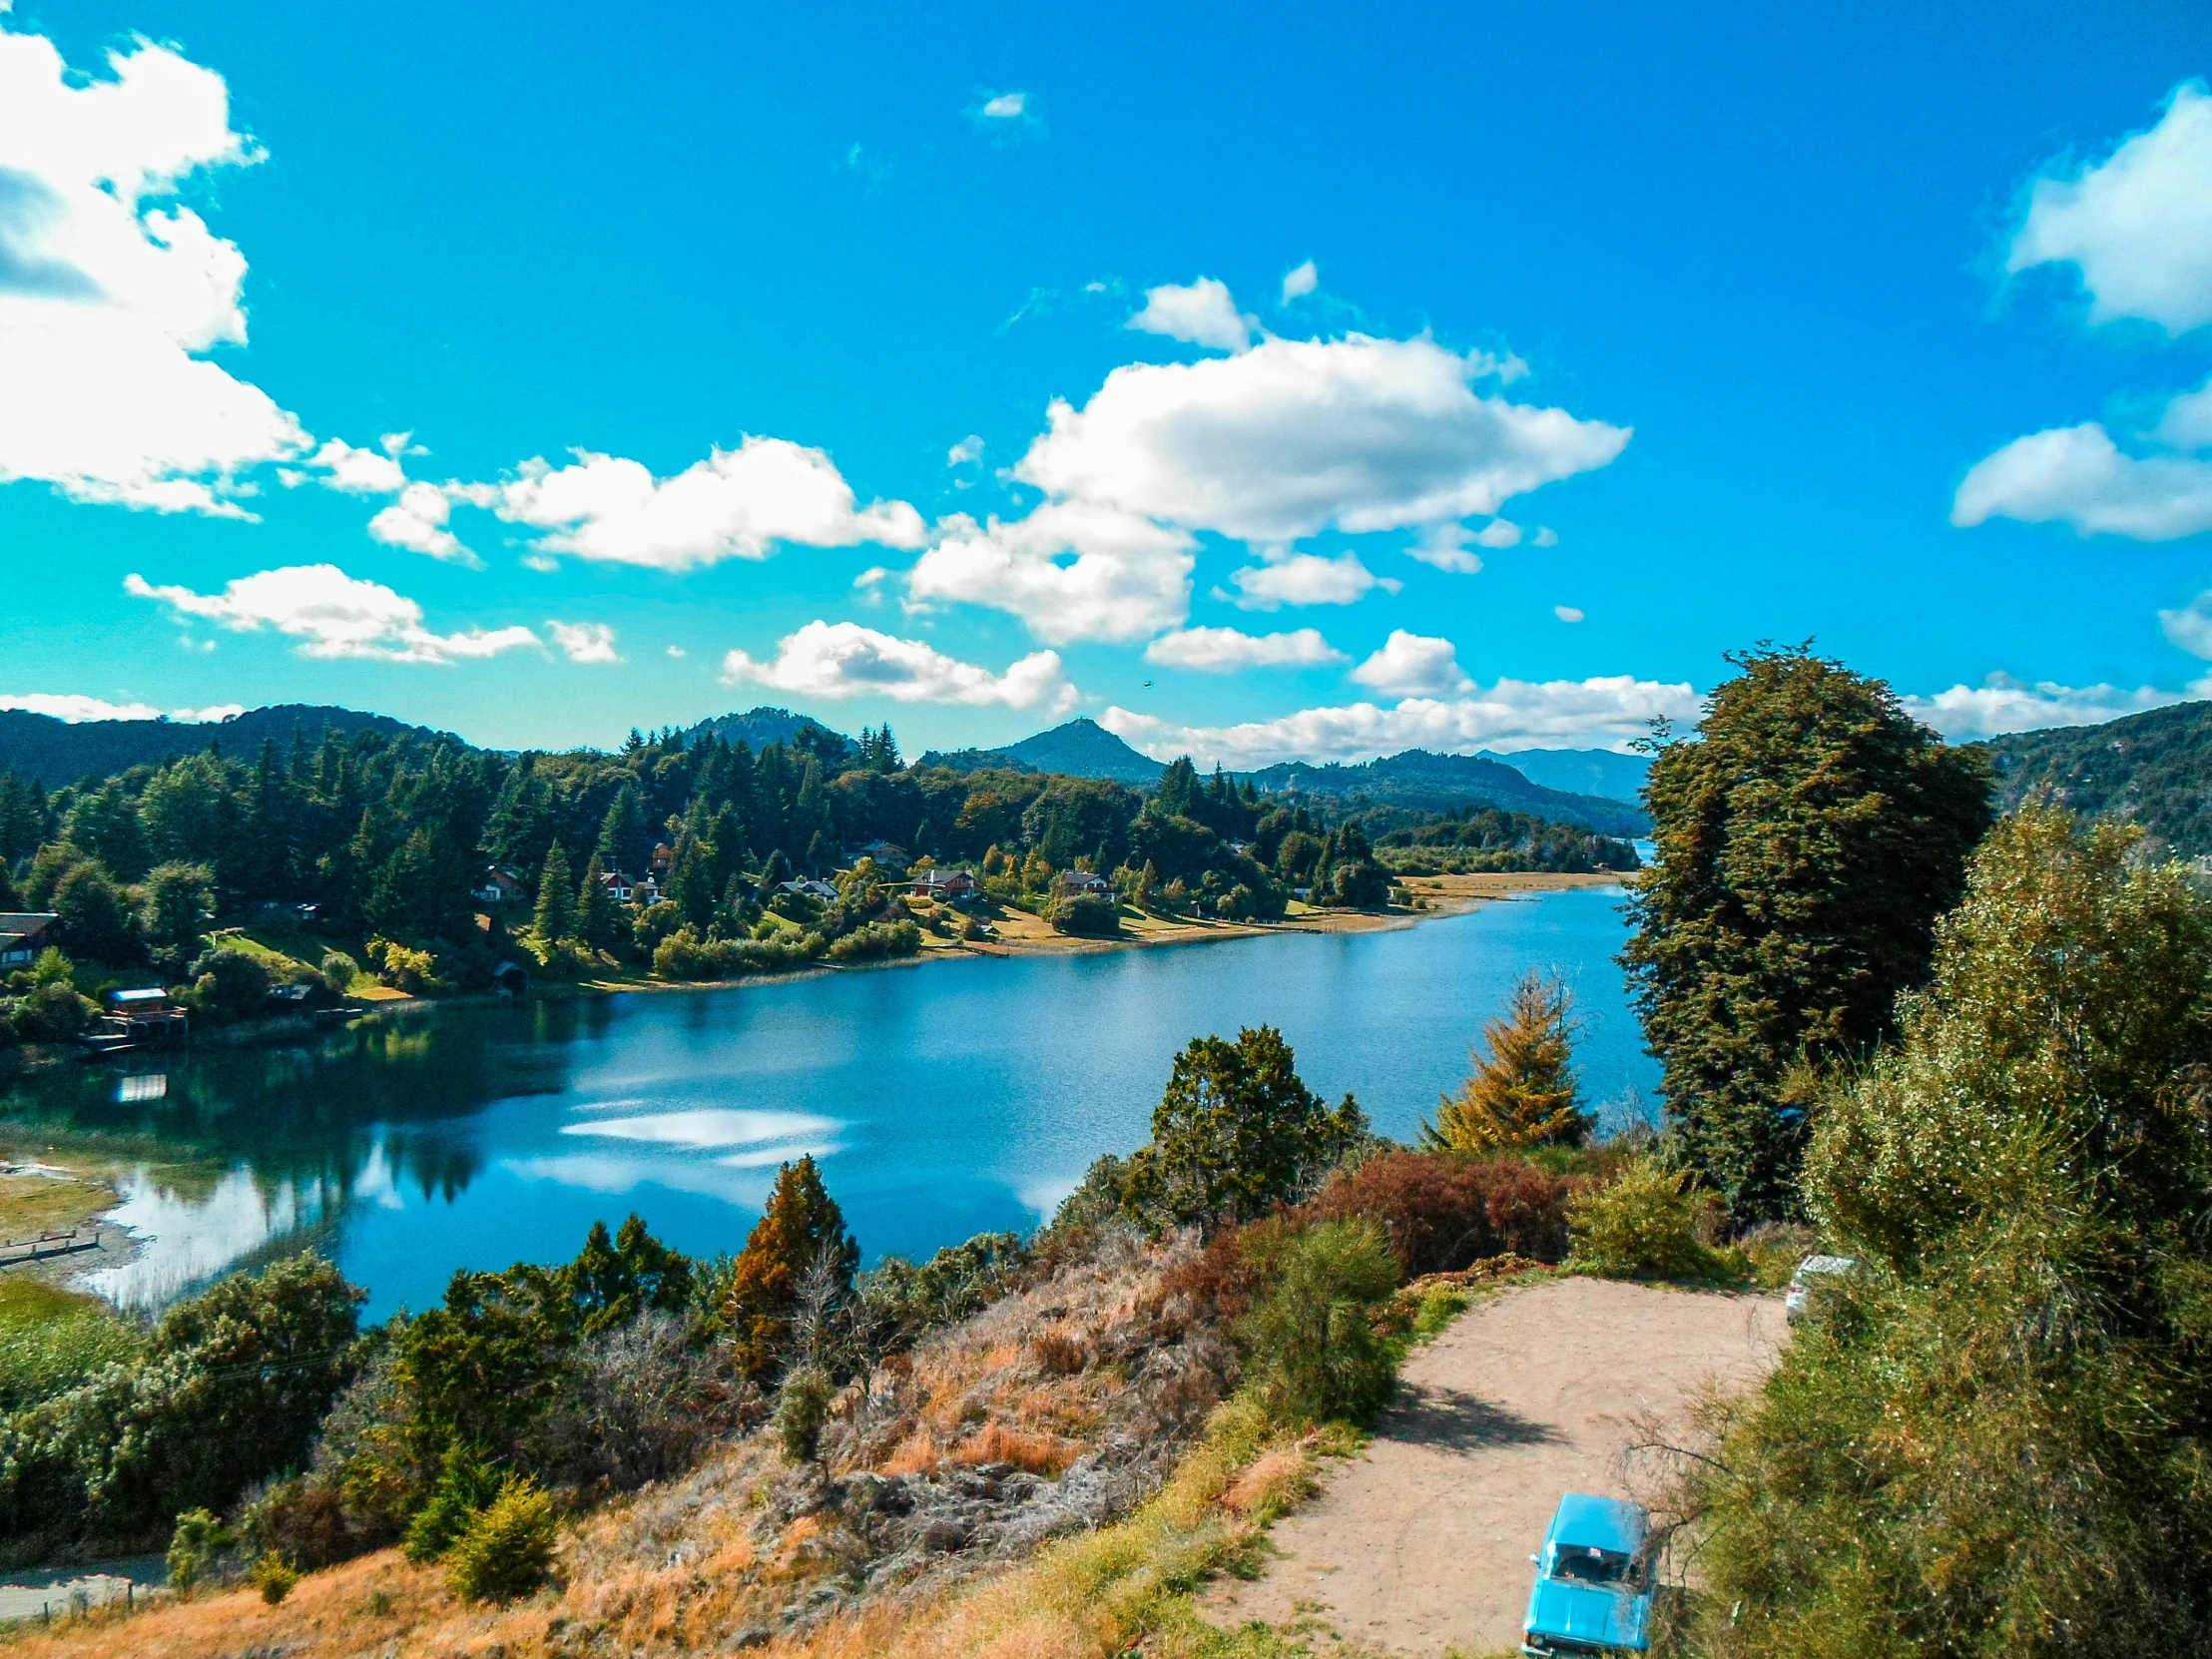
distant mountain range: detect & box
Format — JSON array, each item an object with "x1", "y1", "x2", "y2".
[
  {"x1": 24, "y1": 697, "x2": 2205, "y2": 857},
  {"x1": 922, "y1": 720, "x2": 1650, "y2": 835},
  {"x1": 0, "y1": 705, "x2": 462, "y2": 788},
  {"x1": 1979, "y1": 699, "x2": 2212, "y2": 859},
  {"x1": 1477, "y1": 747, "x2": 1650, "y2": 804}
]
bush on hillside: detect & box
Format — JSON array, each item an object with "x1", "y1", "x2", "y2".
[
  {"x1": 1299, "y1": 1150, "x2": 1581, "y2": 1275},
  {"x1": 179, "y1": 944, "x2": 272, "y2": 1024},
  {"x1": 247, "y1": 1549, "x2": 299, "y2": 1604},
  {"x1": 444, "y1": 1476, "x2": 555, "y2": 1602},
  {"x1": 775, "y1": 1365, "x2": 832, "y2": 1463},
  {"x1": 1237, "y1": 1220, "x2": 1400, "y2": 1425},
  {"x1": 1565, "y1": 1156, "x2": 1732, "y2": 1282}
]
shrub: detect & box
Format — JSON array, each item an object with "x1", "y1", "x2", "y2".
[
  {"x1": 1045, "y1": 892, "x2": 1120, "y2": 936},
  {"x1": 8, "y1": 980, "x2": 95, "y2": 1043},
  {"x1": 444, "y1": 1475, "x2": 555, "y2": 1602},
  {"x1": 1677, "y1": 810, "x2": 2212, "y2": 1656},
  {"x1": 247, "y1": 1549, "x2": 299, "y2": 1604},
  {"x1": 180, "y1": 945, "x2": 272, "y2": 1024},
  {"x1": 401, "y1": 1445, "x2": 501, "y2": 1563},
  {"x1": 366, "y1": 937, "x2": 442, "y2": 995},
  {"x1": 319, "y1": 951, "x2": 360, "y2": 998},
  {"x1": 1298, "y1": 1150, "x2": 1580, "y2": 1276},
  {"x1": 0, "y1": 1281, "x2": 140, "y2": 1412},
  {"x1": 241, "y1": 1475, "x2": 355, "y2": 1569},
  {"x1": 1564, "y1": 1156, "x2": 1730, "y2": 1281},
  {"x1": 653, "y1": 925, "x2": 827, "y2": 981},
  {"x1": 855, "y1": 1231, "x2": 1029, "y2": 1355},
  {"x1": 532, "y1": 1314, "x2": 750, "y2": 1495},
  {"x1": 776, "y1": 1365, "x2": 832, "y2": 1463},
  {"x1": 166, "y1": 1507, "x2": 232, "y2": 1592},
  {"x1": 1238, "y1": 1220, "x2": 1400, "y2": 1425},
  {"x1": 826, "y1": 917, "x2": 922, "y2": 961},
  {"x1": 0, "y1": 1253, "x2": 363, "y2": 1541}
]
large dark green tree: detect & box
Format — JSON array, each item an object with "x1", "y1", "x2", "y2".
[
  {"x1": 1122, "y1": 1025, "x2": 1367, "y2": 1230},
  {"x1": 1621, "y1": 646, "x2": 1990, "y2": 1220}
]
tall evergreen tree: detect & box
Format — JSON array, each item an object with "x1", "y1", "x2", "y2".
[
  {"x1": 1621, "y1": 644, "x2": 1992, "y2": 1221},
  {"x1": 1421, "y1": 971, "x2": 1589, "y2": 1152},
  {"x1": 575, "y1": 851, "x2": 616, "y2": 949},
  {"x1": 533, "y1": 842, "x2": 576, "y2": 943},
  {"x1": 722, "y1": 1156, "x2": 859, "y2": 1382},
  {"x1": 595, "y1": 782, "x2": 649, "y2": 878}
]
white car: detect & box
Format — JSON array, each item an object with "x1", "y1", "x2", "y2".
[{"x1": 1784, "y1": 1255, "x2": 1860, "y2": 1324}]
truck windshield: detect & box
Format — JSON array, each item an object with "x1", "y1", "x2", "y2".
[{"x1": 1552, "y1": 1544, "x2": 1635, "y2": 1586}]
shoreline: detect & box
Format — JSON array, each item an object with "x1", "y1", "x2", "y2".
[{"x1": 5, "y1": 872, "x2": 1633, "y2": 1300}]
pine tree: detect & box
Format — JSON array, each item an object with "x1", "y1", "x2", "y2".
[
  {"x1": 1421, "y1": 971, "x2": 1590, "y2": 1152},
  {"x1": 576, "y1": 851, "x2": 616, "y2": 950},
  {"x1": 723, "y1": 1156, "x2": 859, "y2": 1381},
  {"x1": 1135, "y1": 859, "x2": 1160, "y2": 912},
  {"x1": 595, "y1": 783, "x2": 648, "y2": 878},
  {"x1": 534, "y1": 842, "x2": 576, "y2": 943}
]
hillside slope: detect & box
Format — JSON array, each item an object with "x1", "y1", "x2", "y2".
[
  {"x1": 0, "y1": 705, "x2": 465, "y2": 787},
  {"x1": 1979, "y1": 699, "x2": 2212, "y2": 857}
]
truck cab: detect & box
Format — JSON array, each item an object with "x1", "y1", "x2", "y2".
[{"x1": 1521, "y1": 1492, "x2": 1654, "y2": 1654}]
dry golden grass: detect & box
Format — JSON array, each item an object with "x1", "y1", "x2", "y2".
[
  {"x1": 0, "y1": 1173, "x2": 108, "y2": 1241},
  {"x1": 6, "y1": 1231, "x2": 1283, "y2": 1659}
]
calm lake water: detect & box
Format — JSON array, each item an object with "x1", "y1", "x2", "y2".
[{"x1": 3, "y1": 888, "x2": 1655, "y2": 1321}]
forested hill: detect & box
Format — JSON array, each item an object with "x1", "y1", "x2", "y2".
[
  {"x1": 918, "y1": 718, "x2": 1165, "y2": 785},
  {"x1": 0, "y1": 705, "x2": 461, "y2": 789},
  {"x1": 1241, "y1": 751, "x2": 1649, "y2": 837},
  {"x1": 1979, "y1": 699, "x2": 2212, "y2": 858}
]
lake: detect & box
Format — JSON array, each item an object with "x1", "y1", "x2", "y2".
[{"x1": 2, "y1": 888, "x2": 1656, "y2": 1321}]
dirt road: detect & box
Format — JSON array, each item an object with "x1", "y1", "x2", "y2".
[{"x1": 1206, "y1": 1276, "x2": 1784, "y2": 1656}]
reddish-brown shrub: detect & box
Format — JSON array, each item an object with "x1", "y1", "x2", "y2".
[
  {"x1": 1298, "y1": 1151, "x2": 1580, "y2": 1273},
  {"x1": 1030, "y1": 1330, "x2": 1089, "y2": 1377}
]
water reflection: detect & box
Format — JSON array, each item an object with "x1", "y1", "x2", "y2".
[{"x1": 4, "y1": 889, "x2": 1660, "y2": 1320}]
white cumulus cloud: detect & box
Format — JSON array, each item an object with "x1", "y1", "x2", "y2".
[
  {"x1": 720, "y1": 621, "x2": 1075, "y2": 712},
  {"x1": 907, "y1": 501, "x2": 1195, "y2": 645},
  {"x1": 369, "y1": 480, "x2": 476, "y2": 564},
  {"x1": 2008, "y1": 82, "x2": 2212, "y2": 334},
  {"x1": 1100, "y1": 674, "x2": 1699, "y2": 769},
  {"x1": 1144, "y1": 627, "x2": 1348, "y2": 672},
  {"x1": 476, "y1": 438, "x2": 925, "y2": 571},
  {"x1": 969, "y1": 89, "x2": 1042, "y2": 140},
  {"x1": 1554, "y1": 605, "x2": 1585, "y2": 623},
  {"x1": 125, "y1": 564, "x2": 540, "y2": 665},
  {"x1": 1281, "y1": 261, "x2": 1319, "y2": 303},
  {"x1": 1230, "y1": 551, "x2": 1399, "y2": 610},
  {"x1": 0, "y1": 18, "x2": 308, "y2": 514},
  {"x1": 1901, "y1": 671, "x2": 2210, "y2": 739},
  {"x1": 1349, "y1": 631, "x2": 1474, "y2": 698},
  {"x1": 1951, "y1": 419, "x2": 2212, "y2": 541},
  {"x1": 0, "y1": 694, "x2": 241, "y2": 723},
  {"x1": 1018, "y1": 331, "x2": 1628, "y2": 545},
  {"x1": 547, "y1": 621, "x2": 620, "y2": 665},
  {"x1": 304, "y1": 434, "x2": 408, "y2": 495},
  {"x1": 1127, "y1": 277, "x2": 1254, "y2": 352},
  {"x1": 2160, "y1": 589, "x2": 2212, "y2": 658}
]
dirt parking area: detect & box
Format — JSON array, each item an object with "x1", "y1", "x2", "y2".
[{"x1": 1206, "y1": 1276, "x2": 1784, "y2": 1657}]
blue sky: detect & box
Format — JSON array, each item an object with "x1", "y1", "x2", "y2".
[{"x1": 4, "y1": 0, "x2": 2212, "y2": 761}]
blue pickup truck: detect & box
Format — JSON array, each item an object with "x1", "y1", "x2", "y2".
[{"x1": 1520, "y1": 1492, "x2": 1655, "y2": 1655}]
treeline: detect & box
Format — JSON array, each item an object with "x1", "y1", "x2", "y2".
[{"x1": 0, "y1": 713, "x2": 1632, "y2": 1032}]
